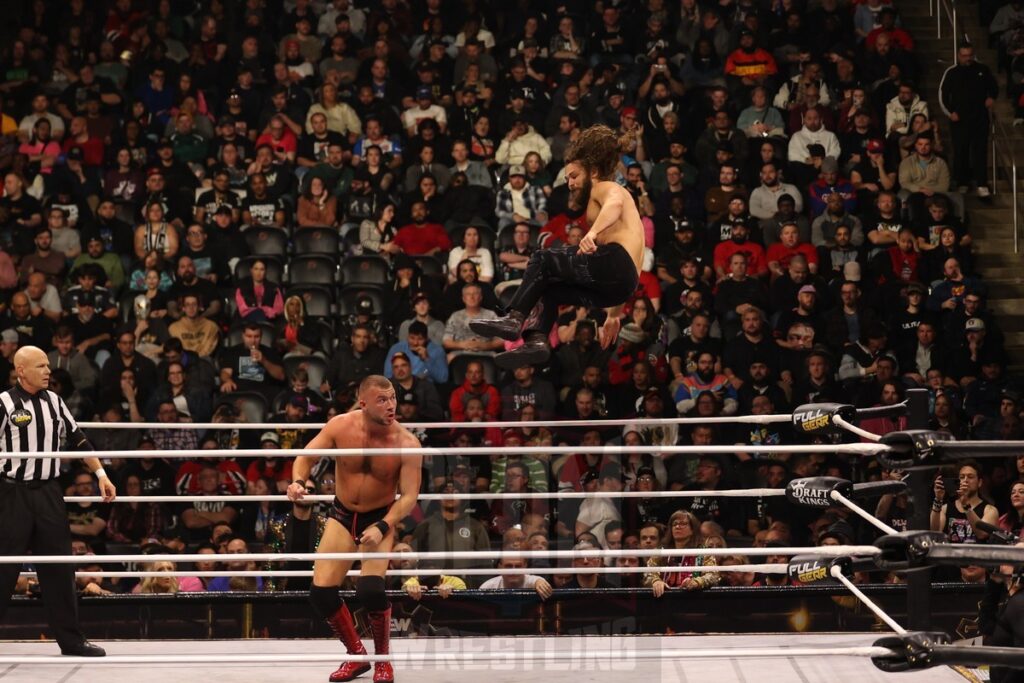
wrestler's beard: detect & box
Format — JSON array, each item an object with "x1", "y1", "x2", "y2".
[{"x1": 568, "y1": 176, "x2": 592, "y2": 212}]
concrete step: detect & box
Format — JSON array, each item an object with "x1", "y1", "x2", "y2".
[
  {"x1": 998, "y1": 317, "x2": 1024, "y2": 333},
  {"x1": 979, "y1": 266, "x2": 1024, "y2": 279},
  {"x1": 988, "y1": 299, "x2": 1024, "y2": 316}
]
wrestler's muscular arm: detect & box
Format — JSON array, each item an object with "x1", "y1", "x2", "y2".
[
  {"x1": 360, "y1": 432, "x2": 423, "y2": 546},
  {"x1": 287, "y1": 415, "x2": 346, "y2": 500}
]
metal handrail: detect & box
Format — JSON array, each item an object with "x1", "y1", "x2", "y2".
[
  {"x1": 930, "y1": 0, "x2": 1023, "y2": 252},
  {"x1": 990, "y1": 115, "x2": 1022, "y2": 253},
  {"x1": 933, "y1": 0, "x2": 959, "y2": 62}
]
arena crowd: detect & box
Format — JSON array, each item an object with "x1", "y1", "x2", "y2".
[{"x1": 0, "y1": 0, "x2": 1020, "y2": 599}]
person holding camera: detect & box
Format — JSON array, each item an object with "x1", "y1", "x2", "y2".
[{"x1": 931, "y1": 460, "x2": 999, "y2": 544}]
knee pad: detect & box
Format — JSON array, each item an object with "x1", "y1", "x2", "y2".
[
  {"x1": 355, "y1": 575, "x2": 388, "y2": 612},
  {"x1": 309, "y1": 584, "x2": 343, "y2": 620}
]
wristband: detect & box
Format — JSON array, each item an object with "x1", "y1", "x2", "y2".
[
  {"x1": 373, "y1": 520, "x2": 391, "y2": 537},
  {"x1": 95, "y1": 468, "x2": 107, "y2": 480},
  {"x1": 292, "y1": 479, "x2": 308, "y2": 489},
  {"x1": 932, "y1": 500, "x2": 943, "y2": 511}
]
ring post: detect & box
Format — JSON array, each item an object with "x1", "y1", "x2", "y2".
[{"x1": 905, "y1": 387, "x2": 932, "y2": 629}]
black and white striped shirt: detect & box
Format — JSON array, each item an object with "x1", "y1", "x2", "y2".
[{"x1": 0, "y1": 383, "x2": 83, "y2": 482}]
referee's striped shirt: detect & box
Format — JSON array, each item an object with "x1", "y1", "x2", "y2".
[{"x1": 0, "y1": 382, "x2": 81, "y2": 482}]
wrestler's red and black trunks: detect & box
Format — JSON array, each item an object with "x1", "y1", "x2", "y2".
[{"x1": 328, "y1": 498, "x2": 390, "y2": 540}]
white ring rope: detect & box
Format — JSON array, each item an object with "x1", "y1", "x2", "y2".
[
  {"x1": 2, "y1": 546, "x2": 882, "y2": 565},
  {"x1": 0, "y1": 647, "x2": 898, "y2": 665},
  {"x1": 21, "y1": 564, "x2": 787, "y2": 579},
  {"x1": 829, "y1": 565, "x2": 907, "y2": 634},
  {"x1": 64, "y1": 489, "x2": 787, "y2": 504},
  {"x1": 829, "y1": 490, "x2": 900, "y2": 536},
  {"x1": 14, "y1": 443, "x2": 890, "y2": 460},
  {"x1": 832, "y1": 416, "x2": 883, "y2": 443},
  {"x1": 79, "y1": 415, "x2": 796, "y2": 431}
]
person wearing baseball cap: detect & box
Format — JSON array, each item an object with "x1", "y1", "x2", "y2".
[{"x1": 401, "y1": 85, "x2": 445, "y2": 137}]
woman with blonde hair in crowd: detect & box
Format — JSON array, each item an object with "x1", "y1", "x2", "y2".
[
  {"x1": 134, "y1": 560, "x2": 204, "y2": 593},
  {"x1": 280, "y1": 295, "x2": 321, "y2": 357},
  {"x1": 644, "y1": 509, "x2": 720, "y2": 597}
]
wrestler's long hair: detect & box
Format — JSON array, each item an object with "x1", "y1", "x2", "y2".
[{"x1": 564, "y1": 124, "x2": 622, "y2": 181}]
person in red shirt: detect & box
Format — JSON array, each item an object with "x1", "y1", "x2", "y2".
[
  {"x1": 766, "y1": 221, "x2": 819, "y2": 279},
  {"x1": 865, "y1": 8, "x2": 915, "y2": 52},
  {"x1": 62, "y1": 116, "x2": 105, "y2": 168},
  {"x1": 724, "y1": 30, "x2": 778, "y2": 88},
  {"x1": 539, "y1": 211, "x2": 589, "y2": 248},
  {"x1": 448, "y1": 359, "x2": 501, "y2": 421},
  {"x1": 255, "y1": 115, "x2": 298, "y2": 163},
  {"x1": 244, "y1": 433, "x2": 294, "y2": 492},
  {"x1": 393, "y1": 200, "x2": 451, "y2": 256},
  {"x1": 877, "y1": 228, "x2": 922, "y2": 286},
  {"x1": 175, "y1": 457, "x2": 247, "y2": 495},
  {"x1": 713, "y1": 221, "x2": 767, "y2": 280}
]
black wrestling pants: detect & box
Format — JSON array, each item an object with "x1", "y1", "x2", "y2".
[
  {"x1": 506, "y1": 243, "x2": 640, "y2": 334},
  {"x1": 0, "y1": 478, "x2": 85, "y2": 648}
]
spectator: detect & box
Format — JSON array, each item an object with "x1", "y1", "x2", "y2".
[
  {"x1": 218, "y1": 323, "x2": 286, "y2": 402},
  {"x1": 931, "y1": 461, "x2": 999, "y2": 543},
  {"x1": 48, "y1": 326, "x2": 98, "y2": 396},
  {"x1": 389, "y1": 350, "x2": 445, "y2": 421},
  {"x1": 234, "y1": 259, "x2": 284, "y2": 323},
  {"x1": 811, "y1": 193, "x2": 864, "y2": 248},
  {"x1": 393, "y1": 200, "x2": 451, "y2": 256},
  {"x1": 168, "y1": 294, "x2": 220, "y2": 359},
  {"x1": 133, "y1": 201, "x2": 180, "y2": 262},
  {"x1": 808, "y1": 156, "x2": 857, "y2": 218},
  {"x1": 749, "y1": 162, "x2": 803, "y2": 222},
  {"x1": 206, "y1": 538, "x2": 263, "y2": 592},
  {"x1": 898, "y1": 134, "x2": 952, "y2": 218},
  {"x1": 145, "y1": 361, "x2": 212, "y2": 423},
  {"x1": 106, "y1": 474, "x2": 164, "y2": 544},
  {"x1": 296, "y1": 175, "x2": 338, "y2": 227},
  {"x1": 384, "y1": 322, "x2": 448, "y2": 384},
  {"x1": 495, "y1": 164, "x2": 547, "y2": 232},
  {"x1": 938, "y1": 44, "x2": 998, "y2": 197},
  {"x1": 494, "y1": 116, "x2": 551, "y2": 168},
  {"x1": 18, "y1": 227, "x2": 65, "y2": 286},
  {"x1": 447, "y1": 226, "x2": 494, "y2": 284},
  {"x1": 479, "y1": 557, "x2": 553, "y2": 599},
  {"x1": 323, "y1": 324, "x2": 386, "y2": 395},
  {"x1": 1, "y1": 291, "x2": 54, "y2": 350},
  {"x1": 23, "y1": 270, "x2": 62, "y2": 325},
  {"x1": 885, "y1": 82, "x2": 929, "y2": 137},
  {"x1": 767, "y1": 223, "x2": 819, "y2": 279},
  {"x1": 443, "y1": 283, "x2": 503, "y2": 361},
  {"x1": 67, "y1": 471, "x2": 109, "y2": 554},
  {"x1": 449, "y1": 359, "x2": 501, "y2": 422},
  {"x1": 644, "y1": 510, "x2": 720, "y2": 597}
]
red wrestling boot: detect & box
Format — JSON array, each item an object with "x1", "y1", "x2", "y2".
[
  {"x1": 366, "y1": 606, "x2": 394, "y2": 683},
  {"x1": 326, "y1": 604, "x2": 371, "y2": 682}
]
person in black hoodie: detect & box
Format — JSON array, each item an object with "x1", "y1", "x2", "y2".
[{"x1": 938, "y1": 44, "x2": 999, "y2": 196}]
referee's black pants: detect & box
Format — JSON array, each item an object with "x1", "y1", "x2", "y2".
[{"x1": 0, "y1": 478, "x2": 85, "y2": 648}]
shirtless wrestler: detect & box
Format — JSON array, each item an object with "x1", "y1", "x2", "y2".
[
  {"x1": 288, "y1": 375, "x2": 422, "y2": 683},
  {"x1": 470, "y1": 124, "x2": 644, "y2": 369}
]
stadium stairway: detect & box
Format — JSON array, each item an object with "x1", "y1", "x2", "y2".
[{"x1": 902, "y1": 0, "x2": 1024, "y2": 373}]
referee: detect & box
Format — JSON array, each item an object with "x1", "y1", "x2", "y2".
[{"x1": 0, "y1": 346, "x2": 116, "y2": 656}]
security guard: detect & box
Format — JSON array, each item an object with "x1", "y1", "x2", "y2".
[{"x1": 0, "y1": 346, "x2": 116, "y2": 656}]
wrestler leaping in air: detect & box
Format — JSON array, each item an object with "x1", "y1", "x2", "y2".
[
  {"x1": 288, "y1": 375, "x2": 422, "y2": 683},
  {"x1": 470, "y1": 124, "x2": 644, "y2": 369}
]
